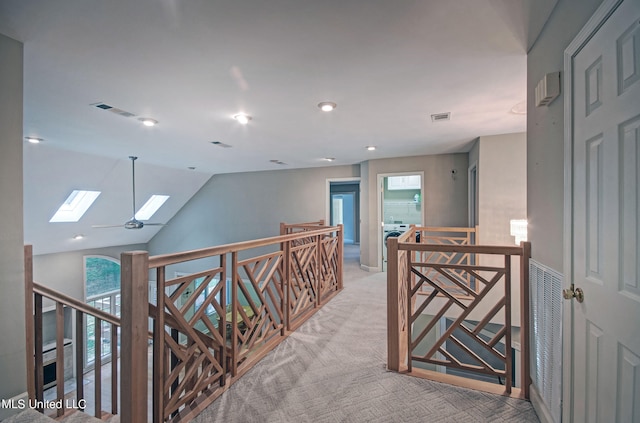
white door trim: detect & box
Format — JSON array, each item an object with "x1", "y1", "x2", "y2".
[
  {"x1": 562, "y1": 1, "x2": 624, "y2": 420},
  {"x1": 376, "y1": 171, "x2": 425, "y2": 271}
]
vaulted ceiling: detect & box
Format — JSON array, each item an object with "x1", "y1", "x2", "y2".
[{"x1": 0, "y1": 0, "x2": 557, "y2": 255}]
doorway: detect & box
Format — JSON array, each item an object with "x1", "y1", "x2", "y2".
[
  {"x1": 327, "y1": 179, "x2": 361, "y2": 263},
  {"x1": 378, "y1": 172, "x2": 424, "y2": 271}
]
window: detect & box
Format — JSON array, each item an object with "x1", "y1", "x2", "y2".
[
  {"x1": 135, "y1": 194, "x2": 169, "y2": 220},
  {"x1": 50, "y1": 190, "x2": 101, "y2": 222},
  {"x1": 84, "y1": 256, "x2": 121, "y2": 369}
]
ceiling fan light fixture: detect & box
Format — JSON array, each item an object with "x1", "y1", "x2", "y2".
[
  {"x1": 139, "y1": 117, "x2": 158, "y2": 127},
  {"x1": 318, "y1": 102, "x2": 337, "y2": 112},
  {"x1": 233, "y1": 113, "x2": 251, "y2": 124}
]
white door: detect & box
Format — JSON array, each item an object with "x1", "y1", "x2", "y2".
[{"x1": 566, "y1": 0, "x2": 640, "y2": 421}]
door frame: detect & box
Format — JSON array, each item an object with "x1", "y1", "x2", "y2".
[
  {"x1": 562, "y1": 1, "x2": 623, "y2": 420},
  {"x1": 376, "y1": 171, "x2": 425, "y2": 271},
  {"x1": 325, "y1": 177, "x2": 361, "y2": 239}
]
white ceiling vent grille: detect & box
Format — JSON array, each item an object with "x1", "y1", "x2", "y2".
[
  {"x1": 430, "y1": 112, "x2": 451, "y2": 122},
  {"x1": 91, "y1": 102, "x2": 137, "y2": 118}
]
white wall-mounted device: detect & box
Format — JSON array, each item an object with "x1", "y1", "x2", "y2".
[{"x1": 535, "y1": 71, "x2": 561, "y2": 107}]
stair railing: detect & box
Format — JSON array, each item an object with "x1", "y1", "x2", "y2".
[
  {"x1": 125, "y1": 222, "x2": 343, "y2": 422},
  {"x1": 24, "y1": 245, "x2": 121, "y2": 420},
  {"x1": 387, "y1": 227, "x2": 531, "y2": 399}
]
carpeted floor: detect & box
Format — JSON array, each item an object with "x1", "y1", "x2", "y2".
[{"x1": 192, "y1": 244, "x2": 540, "y2": 423}]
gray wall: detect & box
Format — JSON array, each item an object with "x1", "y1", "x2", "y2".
[
  {"x1": 361, "y1": 153, "x2": 469, "y2": 270},
  {"x1": 0, "y1": 33, "x2": 25, "y2": 409},
  {"x1": 527, "y1": 0, "x2": 604, "y2": 272},
  {"x1": 476, "y1": 133, "x2": 527, "y2": 324},
  {"x1": 148, "y1": 165, "x2": 360, "y2": 273},
  {"x1": 477, "y1": 133, "x2": 527, "y2": 246}
]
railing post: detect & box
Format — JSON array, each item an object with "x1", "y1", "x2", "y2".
[
  {"x1": 337, "y1": 224, "x2": 344, "y2": 291},
  {"x1": 153, "y1": 266, "x2": 165, "y2": 423},
  {"x1": 315, "y1": 234, "x2": 321, "y2": 307},
  {"x1": 282, "y1": 241, "x2": 291, "y2": 334},
  {"x1": 387, "y1": 237, "x2": 401, "y2": 371},
  {"x1": 24, "y1": 245, "x2": 35, "y2": 401},
  {"x1": 120, "y1": 251, "x2": 149, "y2": 423},
  {"x1": 520, "y1": 241, "x2": 532, "y2": 399}
]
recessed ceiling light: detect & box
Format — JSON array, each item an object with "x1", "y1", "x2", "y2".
[
  {"x1": 73, "y1": 234, "x2": 84, "y2": 240},
  {"x1": 233, "y1": 114, "x2": 251, "y2": 124},
  {"x1": 323, "y1": 157, "x2": 336, "y2": 162},
  {"x1": 139, "y1": 118, "x2": 158, "y2": 127},
  {"x1": 318, "y1": 102, "x2": 337, "y2": 112},
  {"x1": 25, "y1": 137, "x2": 43, "y2": 144},
  {"x1": 366, "y1": 146, "x2": 376, "y2": 151}
]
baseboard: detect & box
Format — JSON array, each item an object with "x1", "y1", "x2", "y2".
[
  {"x1": 530, "y1": 384, "x2": 555, "y2": 423},
  {"x1": 0, "y1": 390, "x2": 29, "y2": 420},
  {"x1": 360, "y1": 264, "x2": 380, "y2": 272}
]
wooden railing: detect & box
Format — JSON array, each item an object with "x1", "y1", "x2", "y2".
[
  {"x1": 24, "y1": 246, "x2": 121, "y2": 420},
  {"x1": 25, "y1": 222, "x2": 343, "y2": 422},
  {"x1": 387, "y1": 227, "x2": 531, "y2": 399},
  {"x1": 129, "y1": 222, "x2": 343, "y2": 422},
  {"x1": 412, "y1": 226, "x2": 477, "y2": 298}
]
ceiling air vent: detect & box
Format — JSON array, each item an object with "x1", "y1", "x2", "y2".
[
  {"x1": 211, "y1": 141, "x2": 232, "y2": 148},
  {"x1": 431, "y1": 112, "x2": 451, "y2": 122},
  {"x1": 91, "y1": 102, "x2": 137, "y2": 118}
]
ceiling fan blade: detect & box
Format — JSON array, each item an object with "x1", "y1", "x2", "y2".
[
  {"x1": 92, "y1": 224, "x2": 125, "y2": 228},
  {"x1": 93, "y1": 156, "x2": 166, "y2": 229}
]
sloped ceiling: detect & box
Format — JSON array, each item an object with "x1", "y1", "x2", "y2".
[
  {"x1": 0, "y1": 0, "x2": 557, "y2": 255},
  {"x1": 24, "y1": 146, "x2": 211, "y2": 255}
]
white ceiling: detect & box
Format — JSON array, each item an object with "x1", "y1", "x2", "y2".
[{"x1": 0, "y1": 0, "x2": 557, "y2": 255}]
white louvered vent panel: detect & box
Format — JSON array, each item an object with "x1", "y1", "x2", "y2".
[{"x1": 530, "y1": 259, "x2": 563, "y2": 423}]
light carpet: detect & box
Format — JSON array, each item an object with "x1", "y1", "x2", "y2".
[{"x1": 192, "y1": 245, "x2": 540, "y2": 423}]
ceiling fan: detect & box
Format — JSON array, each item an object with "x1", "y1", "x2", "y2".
[{"x1": 93, "y1": 156, "x2": 166, "y2": 229}]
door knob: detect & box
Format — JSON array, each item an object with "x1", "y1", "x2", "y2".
[{"x1": 562, "y1": 286, "x2": 584, "y2": 303}]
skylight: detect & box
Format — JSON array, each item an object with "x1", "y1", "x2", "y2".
[
  {"x1": 135, "y1": 195, "x2": 169, "y2": 221},
  {"x1": 50, "y1": 190, "x2": 101, "y2": 223}
]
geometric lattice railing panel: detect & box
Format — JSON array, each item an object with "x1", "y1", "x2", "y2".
[
  {"x1": 144, "y1": 221, "x2": 343, "y2": 422},
  {"x1": 288, "y1": 241, "x2": 318, "y2": 327},
  {"x1": 387, "y1": 236, "x2": 531, "y2": 400},
  {"x1": 232, "y1": 251, "x2": 285, "y2": 372},
  {"x1": 153, "y1": 266, "x2": 227, "y2": 421},
  {"x1": 411, "y1": 227, "x2": 477, "y2": 298},
  {"x1": 409, "y1": 262, "x2": 511, "y2": 387},
  {"x1": 318, "y1": 235, "x2": 340, "y2": 301}
]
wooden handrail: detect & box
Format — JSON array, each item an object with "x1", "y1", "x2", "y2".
[
  {"x1": 149, "y1": 226, "x2": 338, "y2": 268},
  {"x1": 413, "y1": 226, "x2": 477, "y2": 232},
  {"x1": 398, "y1": 243, "x2": 524, "y2": 255},
  {"x1": 32, "y1": 282, "x2": 121, "y2": 327}
]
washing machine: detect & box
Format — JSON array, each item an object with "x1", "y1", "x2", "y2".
[{"x1": 383, "y1": 223, "x2": 409, "y2": 270}]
